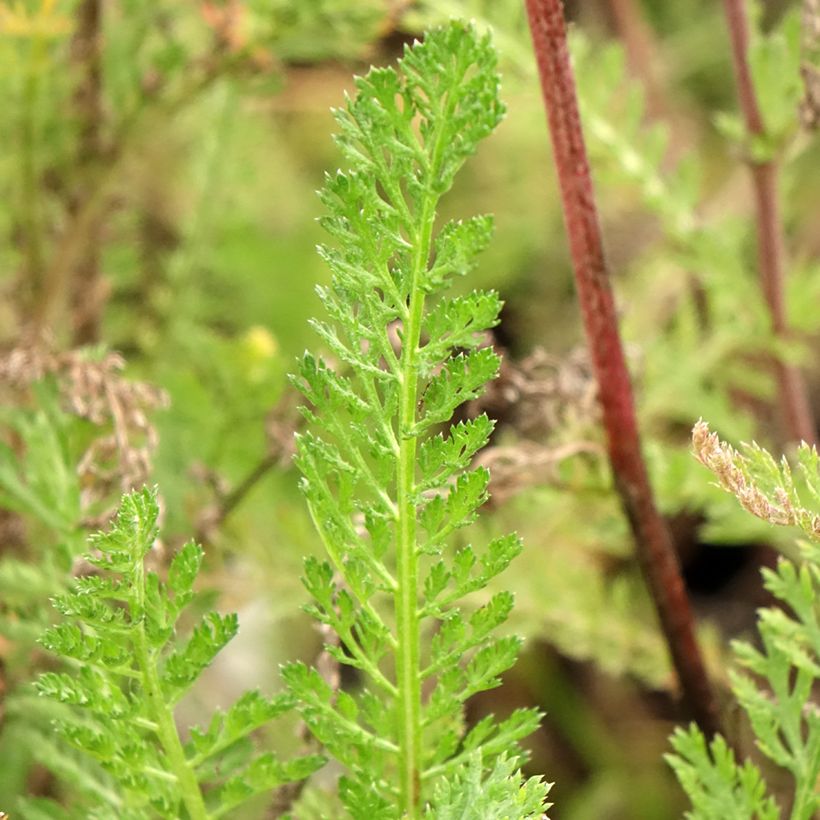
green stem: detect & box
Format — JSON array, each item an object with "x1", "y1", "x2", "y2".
[
  {"x1": 395, "y1": 167, "x2": 447, "y2": 817},
  {"x1": 790, "y1": 779, "x2": 815, "y2": 820},
  {"x1": 132, "y1": 559, "x2": 209, "y2": 820},
  {"x1": 395, "y1": 239, "x2": 428, "y2": 817},
  {"x1": 20, "y1": 30, "x2": 48, "y2": 297},
  {"x1": 394, "y1": 54, "x2": 467, "y2": 812}
]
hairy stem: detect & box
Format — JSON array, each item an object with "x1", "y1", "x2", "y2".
[
  {"x1": 723, "y1": 0, "x2": 816, "y2": 446},
  {"x1": 133, "y1": 558, "x2": 208, "y2": 819},
  {"x1": 395, "y1": 216, "x2": 432, "y2": 820},
  {"x1": 524, "y1": 0, "x2": 722, "y2": 738},
  {"x1": 393, "y1": 65, "x2": 463, "y2": 811}
]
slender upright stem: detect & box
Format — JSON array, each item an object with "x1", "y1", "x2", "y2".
[
  {"x1": 69, "y1": 0, "x2": 105, "y2": 345},
  {"x1": 791, "y1": 769, "x2": 816, "y2": 820},
  {"x1": 32, "y1": 119, "x2": 130, "y2": 337},
  {"x1": 524, "y1": 0, "x2": 722, "y2": 738},
  {"x1": 394, "y1": 195, "x2": 438, "y2": 817},
  {"x1": 723, "y1": 0, "x2": 816, "y2": 446},
  {"x1": 19, "y1": 27, "x2": 49, "y2": 307},
  {"x1": 391, "y1": 63, "x2": 462, "y2": 810}
]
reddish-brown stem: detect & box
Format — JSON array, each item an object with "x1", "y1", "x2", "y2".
[
  {"x1": 723, "y1": 0, "x2": 816, "y2": 446},
  {"x1": 524, "y1": 0, "x2": 722, "y2": 738}
]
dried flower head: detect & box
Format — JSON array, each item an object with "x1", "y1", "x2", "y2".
[
  {"x1": 0, "y1": 342, "x2": 168, "y2": 518},
  {"x1": 692, "y1": 419, "x2": 820, "y2": 538}
]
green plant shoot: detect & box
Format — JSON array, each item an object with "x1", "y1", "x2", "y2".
[
  {"x1": 288, "y1": 21, "x2": 550, "y2": 819},
  {"x1": 32, "y1": 487, "x2": 324, "y2": 819},
  {"x1": 667, "y1": 423, "x2": 820, "y2": 820}
]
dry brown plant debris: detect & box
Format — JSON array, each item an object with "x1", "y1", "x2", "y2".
[
  {"x1": 0, "y1": 342, "x2": 168, "y2": 520},
  {"x1": 468, "y1": 343, "x2": 603, "y2": 503}
]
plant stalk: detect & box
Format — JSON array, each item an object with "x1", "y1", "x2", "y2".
[
  {"x1": 723, "y1": 0, "x2": 816, "y2": 446},
  {"x1": 394, "y1": 216, "x2": 431, "y2": 813},
  {"x1": 524, "y1": 0, "x2": 722, "y2": 738},
  {"x1": 395, "y1": 209, "x2": 432, "y2": 817},
  {"x1": 68, "y1": 0, "x2": 105, "y2": 345},
  {"x1": 392, "y1": 66, "x2": 461, "y2": 812},
  {"x1": 19, "y1": 25, "x2": 49, "y2": 309}
]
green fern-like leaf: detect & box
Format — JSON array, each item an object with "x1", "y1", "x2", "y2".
[
  {"x1": 290, "y1": 20, "x2": 547, "y2": 819},
  {"x1": 667, "y1": 540, "x2": 820, "y2": 820},
  {"x1": 34, "y1": 486, "x2": 324, "y2": 818},
  {"x1": 424, "y1": 752, "x2": 551, "y2": 819},
  {"x1": 666, "y1": 727, "x2": 779, "y2": 820},
  {"x1": 669, "y1": 427, "x2": 820, "y2": 820}
]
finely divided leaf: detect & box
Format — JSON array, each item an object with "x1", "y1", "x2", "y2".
[
  {"x1": 291, "y1": 20, "x2": 545, "y2": 817},
  {"x1": 36, "y1": 488, "x2": 316, "y2": 816}
]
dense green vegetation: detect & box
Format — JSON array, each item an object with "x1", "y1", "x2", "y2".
[{"x1": 0, "y1": 0, "x2": 818, "y2": 817}]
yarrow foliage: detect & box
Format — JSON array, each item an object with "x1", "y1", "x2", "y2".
[
  {"x1": 667, "y1": 423, "x2": 820, "y2": 820},
  {"x1": 692, "y1": 419, "x2": 820, "y2": 536},
  {"x1": 289, "y1": 21, "x2": 550, "y2": 819},
  {"x1": 32, "y1": 486, "x2": 323, "y2": 819}
]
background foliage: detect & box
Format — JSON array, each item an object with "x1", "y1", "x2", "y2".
[{"x1": 0, "y1": 0, "x2": 819, "y2": 817}]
